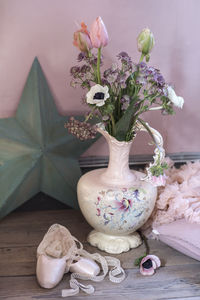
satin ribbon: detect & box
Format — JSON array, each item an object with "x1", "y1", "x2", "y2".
[{"x1": 62, "y1": 245, "x2": 126, "y2": 297}]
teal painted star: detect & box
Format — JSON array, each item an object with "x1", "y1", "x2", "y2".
[{"x1": 0, "y1": 58, "x2": 97, "y2": 219}]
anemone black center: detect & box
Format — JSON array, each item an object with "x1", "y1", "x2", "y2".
[
  {"x1": 93, "y1": 92, "x2": 105, "y2": 100},
  {"x1": 142, "y1": 259, "x2": 153, "y2": 269}
]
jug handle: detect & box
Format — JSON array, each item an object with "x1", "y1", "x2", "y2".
[{"x1": 135, "y1": 120, "x2": 166, "y2": 183}]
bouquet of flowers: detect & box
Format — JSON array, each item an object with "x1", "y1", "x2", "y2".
[{"x1": 65, "y1": 17, "x2": 184, "y2": 185}]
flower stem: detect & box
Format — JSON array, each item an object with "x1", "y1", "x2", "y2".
[
  {"x1": 85, "y1": 106, "x2": 96, "y2": 122},
  {"x1": 118, "y1": 91, "x2": 122, "y2": 118},
  {"x1": 134, "y1": 230, "x2": 150, "y2": 266},
  {"x1": 97, "y1": 47, "x2": 101, "y2": 84},
  {"x1": 110, "y1": 113, "x2": 116, "y2": 136},
  {"x1": 149, "y1": 106, "x2": 163, "y2": 111},
  {"x1": 138, "y1": 230, "x2": 150, "y2": 255},
  {"x1": 139, "y1": 53, "x2": 145, "y2": 63}
]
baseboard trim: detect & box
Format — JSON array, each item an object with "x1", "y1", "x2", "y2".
[{"x1": 79, "y1": 152, "x2": 200, "y2": 168}]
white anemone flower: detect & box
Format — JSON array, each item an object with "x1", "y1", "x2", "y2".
[
  {"x1": 167, "y1": 86, "x2": 184, "y2": 108},
  {"x1": 86, "y1": 84, "x2": 109, "y2": 107}
]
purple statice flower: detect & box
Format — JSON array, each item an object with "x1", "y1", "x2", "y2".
[
  {"x1": 122, "y1": 102, "x2": 129, "y2": 110},
  {"x1": 134, "y1": 101, "x2": 141, "y2": 109},
  {"x1": 145, "y1": 66, "x2": 156, "y2": 76},
  {"x1": 104, "y1": 66, "x2": 118, "y2": 77},
  {"x1": 138, "y1": 62, "x2": 147, "y2": 70},
  {"x1": 107, "y1": 72, "x2": 119, "y2": 84},
  {"x1": 153, "y1": 72, "x2": 165, "y2": 87},
  {"x1": 117, "y1": 73, "x2": 127, "y2": 84},
  {"x1": 90, "y1": 57, "x2": 98, "y2": 65},
  {"x1": 101, "y1": 78, "x2": 110, "y2": 86},
  {"x1": 77, "y1": 52, "x2": 86, "y2": 62},
  {"x1": 117, "y1": 51, "x2": 129, "y2": 59},
  {"x1": 121, "y1": 82, "x2": 126, "y2": 89},
  {"x1": 80, "y1": 65, "x2": 91, "y2": 74},
  {"x1": 117, "y1": 52, "x2": 133, "y2": 70},
  {"x1": 116, "y1": 73, "x2": 127, "y2": 89},
  {"x1": 102, "y1": 115, "x2": 110, "y2": 121},
  {"x1": 83, "y1": 53, "x2": 99, "y2": 66},
  {"x1": 157, "y1": 87, "x2": 164, "y2": 95},
  {"x1": 149, "y1": 85, "x2": 158, "y2": 94},
  {"x1": 88, "y1": 54, "x2": 103, "y2": 66},
  {"x1": 81, "y1": 80, "x2": 91, "y2": 89},
  {"x1": 70, "y1": 66, "x2": 80, "y2": 77},
  {"x1": 136, "y1": 75, "x2": 147, "y2": 86},
  {"x1": 70, "y1": 80, "x2": 77, "y2": 88},
  {"x1": 103, "y1": 68, "x2": 112, "y2": 78},
  {"x1": 162, "y1": 86, "x2": 168, "y2": 97},
  {"x1": 136, "y1": 63, "x2": 150, "y2": 83},
  {"x1": 103, "y1": 66, "x2": 119, "y2": 84},
  {"x1": 111, "y1": 63, "x2": 118, "y2": 72},
  {"x1": 123, "y1": 62, "x2": 133, "y2": 72},
  {"x1": 121, "y1": 95, "x2": 130, "y2": 110},
  {"x1": 121, "y1": 95, "x2": 130, "y2": 103},
  {"x1": 131, "y1": 62, "x2": 137, "y2": 73}
]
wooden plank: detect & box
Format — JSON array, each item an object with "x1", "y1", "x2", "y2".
[
  {"x1": 0, "y1": 246, "x2": 37, "y2": 276},
  {"x1": 166, "y1": 298, "x2": 200, "y2": 300},
  {"x1": 0, "y1": 265, "x2": 200, "y2": 300},
  {"x1": 0, "y1": 210, "x2": 199, "y2": 278},
  {"x1": 1, "y1": 209, "x2": 199, "y2": 270},
  {"x1": 0, "y1": 210, "x2": 90, "y2": 247},
  {"x1": 0, "y1": 239, "x2": 198, "y2": 277},
  {"x1": 0, "y1": 210, "x2": 200, "y2": 299}
]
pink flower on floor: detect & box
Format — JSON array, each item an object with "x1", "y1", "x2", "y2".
[
  {"x1": 140, "y1": 255, "x2": 161, "y2": 276},
  {"x1": 151, "y1": 174, "x2": 167, "y2": 187}
]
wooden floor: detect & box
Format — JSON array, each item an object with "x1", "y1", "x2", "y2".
[{"x1": 0, "y1": 209, "x2": 200, "y2": 300}]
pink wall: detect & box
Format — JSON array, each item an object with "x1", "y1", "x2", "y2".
[{"x1": 0, "y1": 0, "x2": 199, "y2": 156}]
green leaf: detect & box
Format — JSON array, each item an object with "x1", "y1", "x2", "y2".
[
  {"x1": 134, "y1": 255, "x2": 146, "y2": 266},
  {"x1": 150, "y1": 162, "x2": 169, "y2": 176},
  {"x1": 99, "y1": 103, "x2": 115, "y2": 115},
  {"x1": 115, "y1": 98, "x2": 140, "y2": 141},
  {"x1": 161, "y1": 162, "x2": 168, "y2": 169},
  {"x1": 145, "y1": 54, "x2": 150, "y2": 62}
]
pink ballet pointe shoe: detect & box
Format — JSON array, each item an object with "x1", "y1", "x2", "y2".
[
  {"x1": 36, "y1": 224, "x2": 100, "y2": 289},
  {"x1": 37, "y1": 252, "x2": 68, "y2": 289},
  {"x1": 36, "y1": 224, "x2": 125, "y2": 297},
  {"x1": 69, "y1": 257, "x2": 100, "y2": 276}
]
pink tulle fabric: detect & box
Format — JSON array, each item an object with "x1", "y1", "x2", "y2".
[{"x1": 143, "y1": 158, "x2": 200, "y2": 229}]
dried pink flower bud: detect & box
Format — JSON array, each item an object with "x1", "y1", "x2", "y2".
[{"x1": 64, "y1": 118, "x2": 97, "y2": 140}]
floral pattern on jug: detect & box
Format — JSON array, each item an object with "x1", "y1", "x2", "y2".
[{"x1": 95, "y1": 187, "x2": 151, "y2": 232}]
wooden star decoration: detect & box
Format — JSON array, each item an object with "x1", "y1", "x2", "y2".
[{"x1": 0, "y1": 58, "x2": 98, "y2": 219}]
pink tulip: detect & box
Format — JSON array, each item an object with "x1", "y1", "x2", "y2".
[
  {"x1": 90, "y1": 17, "x2": 108, "y2": 48},
  {"x1": 73, "y1": 22, "x2": 92, "y2": 53}
]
